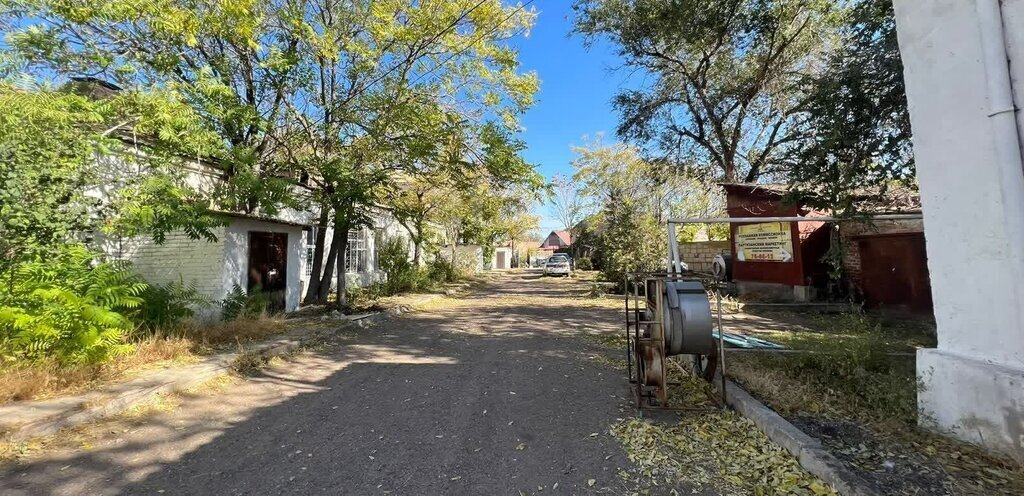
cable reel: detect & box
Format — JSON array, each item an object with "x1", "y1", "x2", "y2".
[{"x1": 634, "y1": 278, "x2": 716, "y2": 406}]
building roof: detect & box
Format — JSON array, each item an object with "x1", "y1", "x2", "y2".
[
  {"x1": 720, "y1": 182, "x2": 922, "y2": 213},
  {"x1": 215, "y1": 210, "x2": 309, "y2": 228},
  {"x1": 539, "y1": 230, "x2": 572, "y2": 248}
]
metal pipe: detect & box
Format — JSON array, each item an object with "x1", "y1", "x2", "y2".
[
  {"x1": 716, "y1": 282, "x2": 727, "y2": 407},
  {"x1": 975, "y1": 0, "x2": 1024, "y2": 331},
  {"x1": 667, "y1": 213, "x2": 923, "y2": 225}
]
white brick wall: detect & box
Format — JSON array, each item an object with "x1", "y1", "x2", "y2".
[{"x1": 102, "y1": 227, "x2": 228, "y2": 319}]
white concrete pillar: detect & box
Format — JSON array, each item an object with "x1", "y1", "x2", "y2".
[{"x1": 894, "y1": 0, "x2": 1024, "y2": 461}]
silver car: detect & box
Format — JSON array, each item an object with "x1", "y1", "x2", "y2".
[{"x1": 543, "y1": 254, "x2": 572, "y2": 277}]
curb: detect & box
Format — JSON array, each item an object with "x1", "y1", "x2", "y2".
[
  {"x1": 0, "y1": 294, "x2": 443, "y2": 443},
  {"x1": 724, "y1": 380, "x2": 878, "y2": 496}
]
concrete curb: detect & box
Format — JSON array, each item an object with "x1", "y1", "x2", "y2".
[
  {"x1": 724, "y1": 381, "x2": 878, "y2": 496},
  {"x1": 0, "y1": 293, "x2": 445, "y2": 443}
]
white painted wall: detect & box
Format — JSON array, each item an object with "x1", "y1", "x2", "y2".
[
  {"x1": 223, "y1": 218, "x2": 303, "y2": 313},
  {"x1": 102, "y1": 228, "x2": 227, "y2": 319},
  {"x1": 492, "y1": 247, "x2": 513, "y2": 270},
  {"x1": 441, "y1": 245, "x2": 484, "y2": 273},
  {"x1": 103, "y1": 217, "x2": 304, "y2": 318},
  {"x1": 299, "y1": 211, "x2": 416, "y2": 297},
  {"x1": 894, "y1": 0, "x2": 1024, "y2": 460}
]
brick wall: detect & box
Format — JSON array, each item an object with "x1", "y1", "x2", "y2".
[
  {"x1": 103, "y1": 228, "x2": 228, "y2": 318},
  {"x1": 679, "y1": 241, "x2": 731, "y2": 273}
]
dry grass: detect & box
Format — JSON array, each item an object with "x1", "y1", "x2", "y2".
[
  {"x1": 0, "y1": 336, "x2": 196, "y2": 404},
  {"x1": 178, "y1": 316, "x2": 287, "y2": 350},
  {"x1": 0, "y1": 316, "x2": 288, "y2": 405}
]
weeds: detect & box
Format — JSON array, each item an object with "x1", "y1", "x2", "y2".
[{"x1": 0, "y1": 336, "x2": 194, "y2": 403}]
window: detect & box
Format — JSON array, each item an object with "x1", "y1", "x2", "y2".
[
  {"x1": 304, "y1": 247, "x2": 314, "y2": 277},
  {"x1": 345, "y1": 229, "x2": 367, "y2": 274},
  {"x1": 303, "y1": 226, "x2": 318, "y2": 277}
]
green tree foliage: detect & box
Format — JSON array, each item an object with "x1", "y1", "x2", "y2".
[
  {"x1": 570, "y1": 139, "x2": 726, "y2": 282},
  {"x1": 788, "y1": 0, "x2": 913, "y2": 214},
  {"x1": 0, "y1": 246, "x2": 145, "y2": 364},
  {"x1": 0, "y1": 79, "x2": 224, "y2": 364},
  {"x1": 4, "y1": 0, "x2": 306, "y2": 215},
  {"x1": 0, "y1": 83, "x2": 103, "y2": 273},
  {"x1": 574, "y1": 0, "x2": 836, "y2": 182},
  {"x1": 599, "y1": 199, "x2": 665, "y2": 288}
]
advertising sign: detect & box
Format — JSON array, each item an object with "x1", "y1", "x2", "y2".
[{"x1": 735, "y1": 222, "x2": 793, "y2": 262}]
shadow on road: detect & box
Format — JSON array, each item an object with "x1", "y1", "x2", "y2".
[{"x1": 1, "y1": 273, "x2": 637, "y2": 495}]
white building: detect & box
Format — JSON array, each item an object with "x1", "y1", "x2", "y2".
[
  {"x1": 91, "y1": 139, "x2": 416, "y2": 319},
  {"x1": 894, "y1": 0, "x2": 1024, "y2": 461}
]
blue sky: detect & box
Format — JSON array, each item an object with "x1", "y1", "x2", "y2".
[{"x1": 511, "y1": 2, "x2": 627, "y2": 237}]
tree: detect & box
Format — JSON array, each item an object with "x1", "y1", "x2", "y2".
[
  {"x1": 788, "y1": 0, "x2": 913, "y2": 215},
  {"x1": 280, "y1": 0, "x2": 539, "y2": 308},
  {"x1": 389, "y1": 176, "x2": 446, "y2": 266},
  {"x1": 570, "y1": 138, "x2": 727, "y2": 282},
  {"x1": 573, "y1": 0, "x2": 836, "y2": 182},
  {"x1": 5, "y1": 0, "x2": 306, "y2": 215},
  {"x1": 548, "y1": 175, "x2": 585, "y2": 254},
  {"x1": 571, "y1": 137, "x2": 724, "y2": 235}
]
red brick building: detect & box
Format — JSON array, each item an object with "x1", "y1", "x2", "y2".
[{"x1": 720, "y1": 184, "x2": 932, "y2": 313}]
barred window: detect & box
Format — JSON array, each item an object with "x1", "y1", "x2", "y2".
[
  {"x1": 304, "y1": 247, "x2": 314, "y2": 277},
  {"x1": 345, "y1": 229, "x2": 367, "y2": 274}
]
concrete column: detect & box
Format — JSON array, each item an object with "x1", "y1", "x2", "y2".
[{"x1": 894, "y1": 0, "x2": 1024, "y2": 461}]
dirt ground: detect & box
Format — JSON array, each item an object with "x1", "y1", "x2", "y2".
[{"x1": 0, "y1": 271, "x2": 714, "y2": 495}]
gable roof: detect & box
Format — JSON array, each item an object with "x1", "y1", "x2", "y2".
[{"x1": 539, "y1": 230, "x2": 572, "y2": 248}]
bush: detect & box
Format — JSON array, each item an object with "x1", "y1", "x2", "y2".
[
  {"x1": 575, "y1": 257, "x2": 593, "y2": 270},
  {"x1": 427, "y1": 256, "x2": 460, "y2": 284},
  {"x1": 376, "y1": 235, "x2": 420, "y2": 294},
  {"x1": 0, "y1": 246, "x2": 145, "y2": 364},
  {"x1": 134, "y1": 280, "x2": 212, "y2": 333},
  {"x1": 221, "y1": 285, "x2": 269, "y2": 321}
]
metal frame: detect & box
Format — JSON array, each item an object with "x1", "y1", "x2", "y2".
[
  {"x1": 624, "y1": 271, "x2": 723, "y2": 414},
  {"x1": 625, "y1": 213, "x2": 925, "y2": 414}
]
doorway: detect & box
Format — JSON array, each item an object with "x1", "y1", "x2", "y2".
[
  {"x1": 248, "y1": 232, "x2": 289, "y2": 312},
  {"x1": 856, "y1": 233, "x2": 933, "y2": 314}
]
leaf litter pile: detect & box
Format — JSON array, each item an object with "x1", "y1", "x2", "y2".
[{"x1": 611, "y1": 368, "x2": 835, "y2": 495}]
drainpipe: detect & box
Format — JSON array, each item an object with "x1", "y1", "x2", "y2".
[{"x1": 976, "y1": 0, "x2": 1024, "y2": 338}]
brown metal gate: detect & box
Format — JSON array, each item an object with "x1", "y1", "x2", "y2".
[
  {"x1": 855, "y1": 233, "x2": 933, "y2": 314},
  {"x1": 248, "y1": 232, "x2": 289, "y2": 312}
]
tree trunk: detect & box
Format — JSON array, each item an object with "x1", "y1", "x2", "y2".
[
  {"x1": 412, "y1": 218, "x2": 424, "y2": 266},
  {"x1": 315, "y1": 217, "x2": 343, "y2": 304},
  {"x1": 302, "y1": 208, "x2": 330, "y2": 305}
]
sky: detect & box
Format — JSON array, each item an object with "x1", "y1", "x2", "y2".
[{"x1": 510, "y1": 2, "x2": 629, "y2": 237}]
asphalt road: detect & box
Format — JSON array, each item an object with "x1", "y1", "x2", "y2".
[{"x1": 1, "y1": 272, "x2": 640, "y2": 495}]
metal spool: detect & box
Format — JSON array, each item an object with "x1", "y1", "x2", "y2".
[
  {"x1": 711, "y1": 253, "x2": 732, "y2": 282},
  {"x1": 634, "y1": 278, "x2": 716, "y2": 405}
]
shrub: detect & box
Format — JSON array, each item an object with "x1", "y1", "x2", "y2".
[
  {"x1": 575, "y1": 257, "x2": 593, "y2": 271},
  {"x1": 221, "y1": 285, "x2": 269, "y2": 321},
  {"x1": 134, "y1": 280, "x2": 212, "y2": 333},
  {"x1": 0, "y1": 245, "x2": 145, "y2": 364},
  {"x1": 427, "y1": 256, "x2": 460, "y2": 284}
]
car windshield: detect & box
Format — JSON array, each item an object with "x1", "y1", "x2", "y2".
[{"x1": 548, "y1": 256, "x2": 568, "y2": 263}]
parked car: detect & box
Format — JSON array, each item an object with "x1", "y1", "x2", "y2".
[{"x1": 544, "y1": 254, "x2": 572, "y2": 277}]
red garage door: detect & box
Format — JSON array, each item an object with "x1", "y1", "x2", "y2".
[{"x1": 856, "y1": 233, "x2": 933, "y2": 314}]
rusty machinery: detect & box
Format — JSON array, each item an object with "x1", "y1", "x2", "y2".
[
  {"x1": 625, "y1": 222, "x2": 723, "y2": 411},
  {"x1": 624, "y1": 214, "x2": 926, "y2": 412}
]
